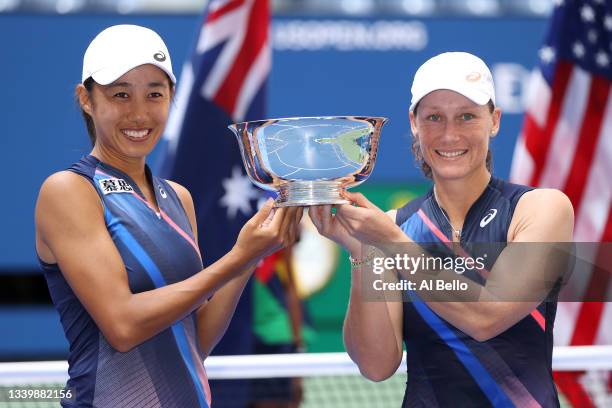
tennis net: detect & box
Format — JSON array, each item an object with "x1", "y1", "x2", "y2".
[{"x1": 1, "y1": 346, "x2": 611, "y2": 407}]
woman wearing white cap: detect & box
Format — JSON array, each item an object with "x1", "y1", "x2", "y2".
[
  {"x1": 34, "y1": 25, "x2": 302, "y2": 407},
  {"x1": 310, "y1": 52, "x2": 573, "y2": 407}
]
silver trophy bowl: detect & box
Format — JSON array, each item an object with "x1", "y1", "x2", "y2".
[{"x1": 228, "y1": 116, "x2": 387, "y2": 207}]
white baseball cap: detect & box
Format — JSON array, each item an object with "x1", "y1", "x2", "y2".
[
  {"x1": 410, "y1": 52, "x2": 495, "y2": 111},
  {"x1": 82, "y1": 24, "x2": 176, "y2": 85}
]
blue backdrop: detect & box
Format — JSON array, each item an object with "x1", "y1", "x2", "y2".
[{"x1": 0, "y1": 14, "x2": 547, "y2": 270}]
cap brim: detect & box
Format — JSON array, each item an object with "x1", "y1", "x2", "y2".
[
  {"x1": 410, "y1": 86, "x2": 491, "y2": 111},
  {"x1": 90, "y1": 62, "x2": 176, "y2": 86}
]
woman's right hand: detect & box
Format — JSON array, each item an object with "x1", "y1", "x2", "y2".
[
  {"x1": 233, "y1": 199, "x2": 303, "y2": 263},
  {"x1": 308, "y1": 205, "x2": 363, "y2": 256}
]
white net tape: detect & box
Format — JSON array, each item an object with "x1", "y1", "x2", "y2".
[
  {"x1": 2, "y1": 346, "x2": 611, "y2": 384},
  {"x1": 0, "y1": 347, "x2": 611, "y2": 407}
]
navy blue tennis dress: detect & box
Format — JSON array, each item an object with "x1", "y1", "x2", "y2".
[
  {"x1": 40, "y1": 155, "x2": 211, "y2": 408},
  {"x1": 395, "y1": 177, "x2": 559, "y2": 408}
]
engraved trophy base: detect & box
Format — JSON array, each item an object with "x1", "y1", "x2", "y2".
[{"x1": 275, "y1": 181, "x2": 350, "y2": 207}]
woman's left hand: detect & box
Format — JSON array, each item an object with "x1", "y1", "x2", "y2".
[{"x1": 334, "y1": 191, "x2": 408, "y2": 246}]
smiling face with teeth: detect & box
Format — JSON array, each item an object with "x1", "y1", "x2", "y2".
[
  {"x1": 409, "y1": 89, "x2": 500, "y2": 183},
  {"x1": 77, "y1": 64, "x2": 174, "y2": 167}
]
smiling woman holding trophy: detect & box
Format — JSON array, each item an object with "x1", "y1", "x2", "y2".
[
  {"x1": 302, "y1": 52, "x2": 574, "y2": 407},
  {"x1": 35, "y1": 24, "x2": 302, "y2": 407}
]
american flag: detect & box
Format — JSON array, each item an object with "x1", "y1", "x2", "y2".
[
  {"x1": 510, "y1": 0, "x2": 612, "y2": 406},
  {"x1": 157, "y1": 0, "x2": 270, "y2": 406}
]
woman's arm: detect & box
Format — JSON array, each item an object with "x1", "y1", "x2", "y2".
[
  {"x1": 35, "y1": 172, "x2": 299, "y2": 353},
  {"x1": 334, "y1": 190, "x2": 574, "y2": 342},
  {"x1": 167, "y1": 181, "x2": 251, "y2": 356},
  {"x1": 422, "y1": 188, "x2": 574, "y2": 341},
  {"x1": 342, "y1": 263, "x2": 404, "y2": 381},
  {"x1": 166, "y1": 181, "x2": 305, "y2": 356},
  {"x1": 309, "y1": 206, "x2": 404, "y2": 381}
]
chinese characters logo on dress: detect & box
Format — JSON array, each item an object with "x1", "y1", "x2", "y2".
[{"x1": 98, "y1": 178, "x2": 134, "y2": 195}]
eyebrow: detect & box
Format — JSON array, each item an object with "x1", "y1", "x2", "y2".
[
  {"x1": 421, "y1": 104, "x2": 478, "y2": 110},
  {"x1": 106, "y1": 81, "x2": 167, "y2": 88}
]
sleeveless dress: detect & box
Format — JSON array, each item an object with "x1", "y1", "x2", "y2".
[
  {"x1": 395, "y1": 177, "x2": 559, "y2": 408},
  {"x1": 39, "y1": 155, "x2": 211, "y2": 408}
]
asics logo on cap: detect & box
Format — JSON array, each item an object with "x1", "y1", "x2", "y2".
[
  {"x1": 466, "y1": 71, "x2": 482, "y2": 82},
  {"x1": 154, "y1": 51, "x2": 166, "y2": 62},
  {"x1": 480, "y1": 209, "x2": 497, "y2": 228}
]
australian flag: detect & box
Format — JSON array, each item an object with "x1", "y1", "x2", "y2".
[{"x1": 157, "y1": 0, "x2": 271, "y2": 406}]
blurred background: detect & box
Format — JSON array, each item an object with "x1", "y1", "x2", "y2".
[{"x1": 0, "y1": 0, "x2": 552, "y2": 358}]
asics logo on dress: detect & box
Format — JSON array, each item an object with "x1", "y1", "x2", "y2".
[
  {"x1": 480, "y1": 209, "x2": 498, "y2": 228},
  {"x1": 158, "y1": 185, "x2": 167, "y2": 199}
]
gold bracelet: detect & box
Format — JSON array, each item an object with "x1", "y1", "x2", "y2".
[{"x1": 349, "y1": 248, "x2": 377, "y2": 269}]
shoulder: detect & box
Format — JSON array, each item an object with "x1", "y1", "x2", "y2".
[
  {"x1": 515, "y1": 188, "x2": 573, "y2": 217},
  {"x1": 38, "y1": 171, "x2": 101, "y2": 209},
  {"x1": 509, "y1": 188, "x2": 574, "y2": 242},
  {"x1": 36, "y1": 171, "x2": 105, "y2": 256},
  {"x1": 165, "y1": 180, "x2": 195, "y2": 209}
]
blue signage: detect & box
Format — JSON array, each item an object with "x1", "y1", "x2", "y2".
[{"x1": 0, "y1": 14, "x2": 547, "y2": 269}]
